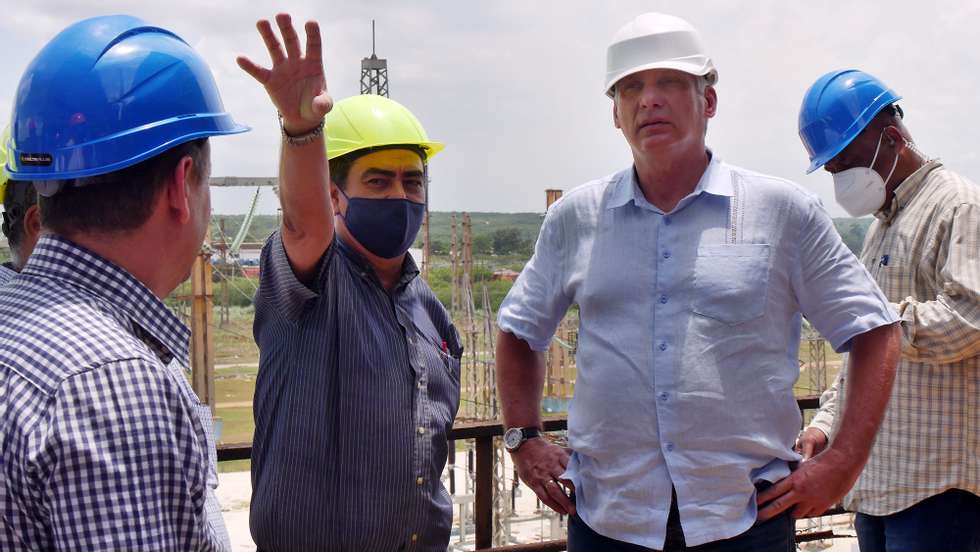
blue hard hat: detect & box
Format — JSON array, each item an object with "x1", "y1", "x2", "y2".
[
  {"x1": 6, "y1": 15, "x2": 248, "y2": 180},
  {"x1": 798, "y1": 69, "x2": 901, "y2": 173}
]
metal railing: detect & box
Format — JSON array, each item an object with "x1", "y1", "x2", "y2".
[{"x1": 217, "y1": 395, "x2": 846, "y2": 551}]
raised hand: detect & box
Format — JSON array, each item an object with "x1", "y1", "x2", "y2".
[{"x1": 237, "y1": 14, "x2": 333, "y2": 134}]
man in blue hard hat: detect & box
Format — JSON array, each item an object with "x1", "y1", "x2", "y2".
[
  {"x1": 496, "y1": 12, "x2": 902, "y2": 551},
  {"x1": 0, "y1": 15, "x2": 247, "y2": 550},
  {"x1": 797, "y1": 69, "x2": 980, "y2": 552}
]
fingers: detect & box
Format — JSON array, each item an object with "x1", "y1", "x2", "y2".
[
  {"x1": 256, "y1": 20, "x2": 286, "y2": 65},
  {"x1": 540, "y1": 478, "x2": 576, "y2": 515},
  {"x1": 757, "y1": 489, "x2": 795, "y2": 521},
  {"x1": 559, "y1": 478, "x2": 576, "y2": 499},
  {"x1": 801, "y1": 439, "x2": 816, "y2": 461},
  {"x1": 757, "y1": 476, "x2": 793, "y2": 506},
  {"x1": 236, "y1": 56, "x2": 271, "y2": 83},
  {"x1": 276, "y1": 13, "x2": 302, "y2": 59},
  {"x1": 305, "y1": 21, "x2": 322, "y2": 62}
]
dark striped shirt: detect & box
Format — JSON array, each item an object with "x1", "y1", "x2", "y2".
[{"x1": 250, "y1": 233, "x2": 462, "y2": 552}]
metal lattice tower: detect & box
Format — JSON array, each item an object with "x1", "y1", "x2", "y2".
[{"x1": 360, "y1": 20, "x2": 389, "y2": 97}]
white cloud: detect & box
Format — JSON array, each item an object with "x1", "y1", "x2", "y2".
[{"x1": 3, "y1": 0, "x2": 978, "y2": 216}]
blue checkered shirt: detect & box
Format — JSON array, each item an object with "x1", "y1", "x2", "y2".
[
  {"x1": 0, "y1": 236, "x2": 230, "y2": 550},
  {"x1": 0, "y1": 263, "x2": 16, "y2": 287}
]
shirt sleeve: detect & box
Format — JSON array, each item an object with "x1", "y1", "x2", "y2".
[
  {"x1": 808, "y1": 374, "x2": 841, "y2": 439},
  {"x1": 41, "y1": 360, "x2": 219, "y2": 551},
  {"x1": 895, "y1": 202, "x2": 980, "y2": 364},
  {"x1": 791, "y1": 197, "x2": 900, "y2": 352},
  {"x1": 255, "y1": 231, "x2": 333, "y2": 322},
  {"x1": 497, "y1": 205, "x2": 573, "y2": 352}
]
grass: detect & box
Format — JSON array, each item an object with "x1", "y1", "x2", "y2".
[{"x1": 181, "y1": 270, "x2": 847, "y2": 473}]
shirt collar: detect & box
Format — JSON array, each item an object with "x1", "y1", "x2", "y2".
[
  {"x1": 607, "y1": 150, "x2": 732, "y2": 211},
  {"x1": 875, "y1": 159, "x2": 943, "y2": 224},
  {"x1": 336, "y1": 236, "x2": 420, "y2": 292},
  {"x1": 21, "y1": 235, "x2": 190, "y2": 364}
]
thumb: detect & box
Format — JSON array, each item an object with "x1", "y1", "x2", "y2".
[
  {"x1": 801, "y1": 439, "x2": 815, "y2": 461},
  {"x1": 312, "y1": 93, "x2": 334, "y2": 119}
]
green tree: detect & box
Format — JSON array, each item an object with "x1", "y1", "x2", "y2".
[
  {"x1": 491, "y1": 228, "x2": 527, "y2": 255},
  {"x1": 473, "y1": 235, "x2": 493, "y2": 255}
]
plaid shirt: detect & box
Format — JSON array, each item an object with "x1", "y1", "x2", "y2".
[
  {"x1": 0, "y1": 263, "x2": 16, "y2": 287},
  {"x1": 809, "y1": 160, "x2": 980, "y2": 515},
  {"x1": 0, "y1": 236, "x2": 230, "y2": 550}
]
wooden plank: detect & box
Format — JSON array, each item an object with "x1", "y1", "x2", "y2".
[
  {"x1": 190, "y1": 248, "x2": 215, "y2": 410},
  {"x1": 475, "y1": 435, "x2": 495, "y2": 549}
]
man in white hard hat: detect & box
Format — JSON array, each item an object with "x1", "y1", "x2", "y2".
[{"x1": 496, "y1": 13, "x2": 901, "y2": 551}]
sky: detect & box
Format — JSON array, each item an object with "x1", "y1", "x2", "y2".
[{"x1": 3, "y1": 0, "x2": 979, "y2": 216}]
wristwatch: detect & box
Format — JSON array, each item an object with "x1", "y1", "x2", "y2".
[{"x1": 503, "y1": 426, "x2": 540, "y2": 452}]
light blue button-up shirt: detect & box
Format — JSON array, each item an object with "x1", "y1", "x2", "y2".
[{"x1": 498, "y1": 154, "x2": 897, "y2": 549}]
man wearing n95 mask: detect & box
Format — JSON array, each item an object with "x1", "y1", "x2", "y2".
[{"x1": 798, "y1": 69, "x2": 980, "y2": 552}]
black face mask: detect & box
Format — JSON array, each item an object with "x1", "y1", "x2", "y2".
[{"x1": 338, "y1": 188, "x2": 425, "y2": 259}]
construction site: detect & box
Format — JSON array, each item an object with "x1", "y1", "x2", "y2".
[
  {"x1": 9, "y1": 5, "x2": 970, "y2": 552},
  {"x1": 105, "y1": 28, "x2": 860, "y2": 551}
]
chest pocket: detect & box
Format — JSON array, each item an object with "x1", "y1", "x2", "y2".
[{"x1": 692, "y1": 244, "x2": 772, "y2": 325}]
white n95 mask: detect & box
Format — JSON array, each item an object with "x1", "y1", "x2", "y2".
[{"x1": 833, "y1": 131, "x2": 901, "y2": 217}]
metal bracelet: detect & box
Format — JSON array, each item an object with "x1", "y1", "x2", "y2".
[{"x1": 279, "y1": 115, "x2": 325, "y2": 146}]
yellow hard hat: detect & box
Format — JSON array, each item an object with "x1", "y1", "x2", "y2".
[
  {"x1": 326, "y1": 94, "x2": 444, "y2": 161},
  {"x1": 0, "y1": 126, "x2": 10, "y2": 204}
]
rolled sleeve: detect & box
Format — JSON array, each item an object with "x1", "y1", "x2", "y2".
[
  {"x1": 497, "y1": 206, "x2": 572, "y2": 352},
  {"x1": 807, "y1": 376, "x2": 841, "y2": 438},
  {"x1": 792, "y1": 198, "x2": 899, "y2": 352},
  {"x1": 894, "y1": 203, "x2": 980, "y2": 364},
  {"x1": 255, "y1": 231, "x2": 333, "y2": 323}
]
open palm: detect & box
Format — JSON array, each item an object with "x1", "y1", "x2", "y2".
[{"x1": 238, "y1": 14, "x2": 333, "y2": 132}]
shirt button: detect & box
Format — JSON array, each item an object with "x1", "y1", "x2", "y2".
[
  {"x1": 659, "y1": 392, "x2": 669, "y2": 401},
  {"x1": 417, "y1": 427, "x2": 426, "y2": 435},
  {"x1": 411, "y1": 533, "x2": 418, "y2": 542},
  {"x1": 659, "y1": 295, "x2": 668, "y2": 304},
  {"x1": 663, "y1": 217, "x2": 672, "y2": 225},
  {"x1": 662, "y1": 251, "x2": 671, "y2": 259},
  {"x1": 659, "y1": 343, "x2": 668, "y2": 352},
  {"x1": 416, "y1": 476, "x2": 424, "y2": 485},
  {"x1": 666, "y1": 442, "x2": 675, "y2": 452},
  {"x1": 417, "y1": 380, "x2": 425, "y2": 389}
]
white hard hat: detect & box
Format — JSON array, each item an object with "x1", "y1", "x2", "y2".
[{"x1": 604, "y1": 13, "x2": 718, "y2": 97}]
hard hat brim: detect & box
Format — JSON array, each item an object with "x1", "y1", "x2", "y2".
[
  {"x1": 802, "y1": 94, "x2": 902, "y2": 174},
  {"x1": 328, "y1": 140, "x2": 445, "y2": 162},
  {"x1": 605, "y1": 61, "x2": 718, "y2": 97}
]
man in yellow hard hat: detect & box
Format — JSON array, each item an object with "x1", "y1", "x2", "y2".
[
  {"x1": 239, "y1": 14, "x2": 461, "y2": 551},
  {"x1": 0, "y1": 131, "x2": 40, "y2": 285}
]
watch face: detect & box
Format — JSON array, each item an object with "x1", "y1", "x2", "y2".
[{"x1": 504, "y1": 428, "x2": 523, "y2": 449}]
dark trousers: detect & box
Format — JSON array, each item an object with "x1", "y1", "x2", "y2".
[
  {"x1": 855, "y1": 488, "x2": 980, "y2": 552},
  {"x1": 567, "y1": 487, "x2": 794, "y2": 552}
]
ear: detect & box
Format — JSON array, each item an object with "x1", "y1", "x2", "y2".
[
  {"x1": 612, "y1": 100, "x2": 622, "y2": 130},
  {"x1": 704, "y1": 86, "x2": 718, "y2": 119},
  {"x1": 882, "y1": 125, "x2": 904, "y2": 148},
  {"x1": 330, "y1": 180, "x2": 345, "y2": 215},
  {"x1": 23, "y1": 204, "x2": 41, "y2": 240},
  {"x1": 164, "y1": 155, "x2": 197, "y2": 224}
]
